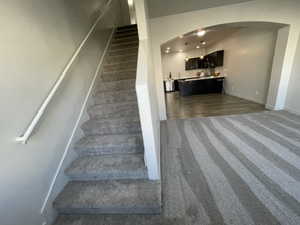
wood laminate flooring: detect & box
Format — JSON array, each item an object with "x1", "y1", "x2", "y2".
[{"x1": 166, "y1": 92, "x2": 266, "y2": 119}]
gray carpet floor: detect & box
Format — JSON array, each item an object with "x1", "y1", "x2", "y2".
[{"x1": 55, "y1": 110, "x2": 300, "y2": 225}]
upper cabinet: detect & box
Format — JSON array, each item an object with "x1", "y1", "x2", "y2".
[
  {"x1": 207, "y1": 50, "x2": 224, "y2": 68},
  {"x1": 185, "y1": 57, "x2": 200, "y2": 70},
  {"x1": 185, "y1": 50, "x2": 224, "y2": 70}
]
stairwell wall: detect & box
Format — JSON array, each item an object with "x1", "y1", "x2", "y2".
[{"x1": 0, "y1": 1, "x2": 128, "y2": 225}]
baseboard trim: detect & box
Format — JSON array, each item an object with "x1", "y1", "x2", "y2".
[
  {"x1": 224, "y1": 91, "x2": 265, "y2": 105},
  {"x1": 285, "y1": 107, "x2": 300, "y2": 116},
  {"x1": 265, "y1": 104, "x2": 275, "y2": 110},
  {"x1": 40, "y1": 28, "x2": 115, "y2": 220}
]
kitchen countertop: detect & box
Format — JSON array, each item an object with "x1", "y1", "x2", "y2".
[{"x1": 179, "y1": 76, "x2": 226, "y2": 82}]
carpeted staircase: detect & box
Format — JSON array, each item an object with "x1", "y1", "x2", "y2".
[{"x1": 53, "y1": 25, "x2": 161, "y2": 223}]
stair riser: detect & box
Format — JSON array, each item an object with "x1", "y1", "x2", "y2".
[
  {"x1": 114, "y1": 32, "x2": 138, "y2": 39},
  {"x1": 117, "y1": 24, "x2": 137, "y2": 31},
  {"x1": 56, "y1": 207, "x2": 161, "y2": 215},
  {"x1": 112, "y1": 36, "x2": 139, "y2": 45},
  {"x1": 108, "y1": 48, "x2": 138, "y2": 57},
  {"x1": 103, "y1": 62, "x2": 137, "y2": 72},
  {"x1": 116, "y1": 28, "x2": 138, "y2": 34},
  {"x1": 101, "y1": 73, "x2": 136, "y2": 82},
  {"x1": 92, "y1": 94, "x2": 137, "y2": 105},
  {"x1": 82, "y1": 123, "x2": 141, "y2": 136},
  {"x1": 111, "y1": 41, "x2": 139, "y2": 49},
  {"x1": 95, "y1": 80, "x2": 135, "y2": 93},
  {"x1": 88, "y1": 108, "x2": 139, "y2": 119},
  {"x1": 75, "y1": 146, "x2": 143, "y2": 156},
  {"x1": 67, "y1": 171, "x2": 147, "y2": 181},
  {"x1": 110, "y1": 42, "x2": 138, "y2": 51},
  {"x1": 105, "y1": 54, "x2": 137, "y2": 64}
]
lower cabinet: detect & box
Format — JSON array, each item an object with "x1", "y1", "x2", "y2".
[{"x1": 178, "y1": 77, "x2": 224, "y2": 96}]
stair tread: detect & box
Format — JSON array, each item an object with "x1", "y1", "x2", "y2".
[
  {"x1": 88, "y1": 99, "x2": 138, "y2": 110},
  {"x1": 54, "y1": 214, "x2": 163, "y2": 225},
  {"x1": 112, "y1": 36, "x2": 138, "y2": 43},
  {"x1": 75, "y1": 134, "x2": 143, "y2": 155},
  {"x1": 102, "y1": 68, "x2": 136, "y2": 75},
  {"x1": 117, "y1": 24, "x2": 137, "y2": 31},
  {"x1": 111, "y1": 40, "x2": 138, "y2": 48},
  {"x1": 110, "y1": 42, "x2": 138, "y2": 51},
  {"x1": 104, "y1": 59, "x2": 137, "y2": 67},
  {"x1": 92, "y1": 89, "x2": 137, "y2": 105},
  {"x1": 95, "y1": 79, "x2": 136, "y2": 93},
  {"x1": 114, "y1": 31, "x2": 138, "y2": 39},
  {"x1": 54, "y1": 179, "x2": 161, "y2": 214},
  {"x1": 94, "y1": 89, "x2": 136, "y2": 97},
  {"x1": 87, "y1": 101, "x2": 139, "y2": 120},
  {"x1": 81, "y1": 116, "x2": 141, "y2": 136},
  {"x1": 65, "y1": 153, "x2": 147, "y2": 180},
  {"x1": 82, "y1": 116, "x2": 140, "y2": 125}
]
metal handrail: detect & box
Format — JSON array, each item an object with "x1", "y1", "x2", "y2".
[{"x1": 15, "y1": 0, "x2": 113, "y2": 144}]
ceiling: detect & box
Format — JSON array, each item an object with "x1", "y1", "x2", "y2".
[
  {"x1": 161, "y1": 27, "x2": 241, "y2": 54},
  {"x1": 147, "y1": 0, "x2": 254, "y2": 18},
  {"x1": 161, "y1": 22, "x2": 285, "y2": 54}
]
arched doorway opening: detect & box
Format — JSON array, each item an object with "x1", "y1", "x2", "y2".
[{"x1": 159, "y1": 22, "x2": 289, "y2": 119}]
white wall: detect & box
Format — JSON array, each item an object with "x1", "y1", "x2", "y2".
[
  {"x1": 206, "y1": 27, "x2": 277, "y2": 104},
  {"x1": 147, "y1": 0, "x2": 253, "y2": 18},
  {"x1": 0, "y1": 1, "x2": 127, "y2": 225},
  {"x1": 135, "y1": 0, "x2": 161, "y2": 180},
  {"x1": 286, "y1": 34, "x2": 300, "y2": 115},
  {"x1": 162, "y1": 48, "x2": 206, "y2": 80},
  {"x1": 149, "y1": 0, "x2": 300, "y2": 120}
]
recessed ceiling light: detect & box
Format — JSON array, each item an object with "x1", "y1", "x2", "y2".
[
  {"x1": 179, "y1": 35, "x2": 184, "y2": 39},
  {"x1": 200, "y1": 55, "x2": 204, "y2": 59},
  {"x1": 128, "y1": 0, "x2": 133, "y2": 6},
  {"x1": 185, "y1": 57, "x2": 189, "y2": 61},
  {"x1": 196, "y1": 45, "x2": 200, "y2": 49},
  {"x1": 202, "y1": 41, "x2": 206, "y2": 45},
  {"x1": 197, "y1": 30, "x2": 206, "y2": 37},
  {"x1": 166, "y1": 47, "x2": 171, "y2": 50},
  {"x1": 165, "y1": 50, "x2": 170, "y2": 54}
]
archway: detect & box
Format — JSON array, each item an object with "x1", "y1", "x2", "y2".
[
  {"x1": 158, "y1": 22, "x2": 289, "y2": 119},
  {"x1": 149, "y1": 15, "x2": 299, "y2": 120}
]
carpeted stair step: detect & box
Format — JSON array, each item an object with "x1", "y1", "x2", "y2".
[
  {"x1": 53, "y1": 214, "x2": 163, "y2": 225},
  {"x1": 87, "y1": 102, "x2": 139, "y2": 119},
  {"x1": 115, "y1": 28, "x2": 138, "y2": 35},
  {"x1": 110, "y1": 42, "x2": 138, "y2": 51},
  {"x1": 53, "y1": 179, "x2": 161, "y2": 214},
  {"x1": 117, "y1": 24, "x2": 137, "y2": 31},
  {"x1": 108, "y1": 47, "x2": 138, "y2": 57},
  {"x1": 114, "y1": 31, "x2": 138, "y2": 39},
  {"x1": 81, "y1": 117, "x2": 141, "y2": 136},
  {"x1": 105, "y1": 53, "x2": 137, "y2": 64},
  {"x1": 111, "y1": 40, "x2": 139, "y2": 49},
  {"x1": 65, "y1": 153, "x2": 147, "y2": 181},
  {"x1": 116, "y1": 25, "x2": 137, "y2": 33},
  {"x1": 103, "y1": 60, "x2": 137, "y2": 72},
  {"x1": 95, "y1": 79, "x2": 135, "y2": 93},
  {"x1": 92, "y1": 89, "x2": 137, "y2": 105},
  {"x1": 101, "y1": 70, "x2": 136, "y2": 82},
  {"x1": 112, "y1": 36, "x2": 139, "y2": 45},
  {"x1": 74, "y1": 134, "x2": 143, "y2": 156}
]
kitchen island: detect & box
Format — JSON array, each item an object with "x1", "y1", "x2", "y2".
[{"x1": 178, "y1": 76, "x2": 225, "y2": 96}]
